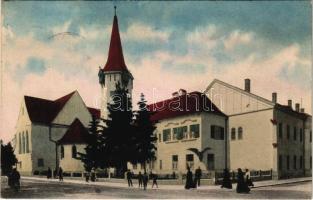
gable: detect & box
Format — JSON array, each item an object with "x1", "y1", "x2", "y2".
[
  {"x1": 16, "y1": 99, "x2": 32, "y2": 128},
  {"x1": 205, "y1": 80, "x2": 274, "y2": 115},
  {"x1": 52, "y1": 92, "x2": 92, "y2": 126}
]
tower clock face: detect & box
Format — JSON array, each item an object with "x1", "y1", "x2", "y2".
[{"x1": 122, "y1": 71, "x2": 129, "y2": 86}]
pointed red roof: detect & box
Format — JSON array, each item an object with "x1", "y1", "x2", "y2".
[
  {"x1": 57, "y1": 118, "x2": 90, "y2": 144},
  {"x1": 24, "y1": 91, "x2": 100, "y2": 124},
  {"x1": 103, "y1": 14, "x2": 128, "y2": 72}
]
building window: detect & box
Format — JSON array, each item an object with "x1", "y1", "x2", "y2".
[
  {"x1": 293, "y1": 127, "x2": 297, "y2": 141},
  {"x1": 173, "y1": 126, "x2": 188, "y2": 140},
  {"x1": 279, "y1": 155, "x2": 282, "y2": 170},
  {"x1": 310, "y1": 156, "x2": 312, "y2": 169},
  {"x1": 158, "y1": 134, "x2": 161, "y2": 142},
  {"x1": 286, "y1": 125, "x2": 290, "y2": 140},
  {"x1": 286, "y1": 155, "x2": 290, "y2": 170},
  {"x1": 238, "y1": 127, "x2": 243, "y2": 140},
  {"x1": 300, "y1": 128, "x2": 303, "y2": 142},
  {"x1": 172, "y1": 155, "x2": 178, "y2": 170},
  {"x1": 61, "y1": 146, "x2": 64, "y2": 159},
  {"x1": 163, "y1": 129, "x2": 171, "y2": 142},
  {"x1": 22, "y1": 132, "x2": 25, "y2": 154},
  {"x1": 72, "y1": 145, "x2": 77, "y2": 158},
  {"x1": 26, "y1": 131, "x2": 29, "y2": 153},
  {"x1": 207, "y1": 154, "x2": 215, "y2": 170},
  {"x1": 159, "y1": 160, "x2": 162, "y2": 170},
  {"x1": 211, "y1": 125, "x2": 224, "y2": 140},
  {"x1": 293, "y1": 155, "x2": 297, "y2": 170},
  {"x1": 38, "y1": 158, "x2": 44, "y2": 167},
  {"x1": 18, "y1": 133, "x2": 21, "y2": 154},
  {"x1": 190, "y1": 124, "x2": 200, "y2": 138},
  {"x1": 186, "y1": 154, "x2": 194, "y2": 169},
  {"x1": 278, "y1": 123, "x2": 283, "y2": 139},
  {"x1": 231, "y1": 128, "x2": 236, "y2": 140},
  {"x1": 310, "y1": 131, "x2": 312, "y2": 143},
  {"x1": 133, "y1": 164, "x2": 137, "y2": 170},
  {"x1": 300, "y1": 156, "x2": 303, "y2": 169}
]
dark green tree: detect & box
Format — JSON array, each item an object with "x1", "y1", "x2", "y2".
[
  {"x1": 132, "y1": 93, "x2": 157, "y2": 171},
  {"x1": 1, "y1": 141, "x2": 18, "y2": 175},
  {"x1": 78, "y1": 115, "x2": 101, "y2": 172},
  {"x1": 101, "y1": 82, "x2": 135, "y2": 176}
]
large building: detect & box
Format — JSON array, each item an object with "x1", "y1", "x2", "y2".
[
  {"x1": 204, "y1": 79, "x2": 312, "y2": 179},
  {"x1": 13, "y1": 91, "x2": 100, "y2": 175}
]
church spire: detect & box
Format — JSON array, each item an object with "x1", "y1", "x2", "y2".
[{"x1": 103, "y1": 6, "x2": 128, "y2": 72}]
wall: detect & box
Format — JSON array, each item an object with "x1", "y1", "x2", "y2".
[{"x1": 59, "y1": 144, "x2": 86, "y2": 172}]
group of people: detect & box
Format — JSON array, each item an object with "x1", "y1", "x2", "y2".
[
  {"x1": 126, "y1": 170, "x2": 158, "y2": 190},
  {"x1": 185, "y1": 166, "x2": 202, "y2": 189},
  {"x1": 7, "y1": 168, "x2": 21, "y2": 192},
  {"x1": 221, "y1": 168, "x2": 254, "y2": 193},
  {"x1": 46, "y1": 167, "x2": 63, "y2": 181}
]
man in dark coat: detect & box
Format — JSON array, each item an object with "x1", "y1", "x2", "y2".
[
  {"x1": 195, "y1": 167, "x2": 202, "y2": 187},
  {"x1": 126, "y1": 170, "x2": 133, "y2": 187},
  {"x1": 138, "y1": 171, "x2": 143, "y2": 188},
  {"x1": 185, "y1": 167, "x2": 194, "y2": 189},
  {"x1": 143, "y1": 172, "x2": 149, "y2": 190},
  {"x1": 58, "y1": 167, "x2": 63, "y2": 181},
  {"x1": 151, "y1": 173, "x2": 158, "y2": 188},
  {"x1": 236, "y1": 168, "x2": 250, "y2": 193},
  {"x1": 221, "y1": 168, "x2": 232, "y2": 189},
  {"x1": 47, "y1": 167, "x2": 52, "y2": 179}
]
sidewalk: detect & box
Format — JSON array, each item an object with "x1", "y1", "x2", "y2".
[{"x1": 20, "y1": 176, "x2": 312, "y2": 190}]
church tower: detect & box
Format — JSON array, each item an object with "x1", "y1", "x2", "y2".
[{"x1": 98, "y1": 7, "x2": 134, "y2": 119}]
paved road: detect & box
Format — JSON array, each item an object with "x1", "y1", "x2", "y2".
[{"x1": 1, "y1": 178, "x2": 311, "y2": 199}]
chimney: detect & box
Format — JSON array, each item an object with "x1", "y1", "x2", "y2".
[
  {"x1": 272, "y1": 92, "x2": 277, "y2": 103},
  {"x1": 288, "y1": 100, "x2": 292, "y2": 108},
  {"x1": 300, "y1": 108, "x2": 305, "y2": 113},
  {"x1": 172, "y1": 91, "x2": 179, "y2": 97},
  {"x1": 295, "y1": 103, "x2": 300, "y2": 112},
  {"x1": 244, "y1": 79, "x2": 251, "y2": 92},
  {"x1": 179, "y1": 89, "x2": 187, "y2": 96}
]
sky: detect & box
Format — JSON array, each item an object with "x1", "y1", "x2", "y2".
[{"x1": 1, "y1": 1, "x2": 312, "y2": 142}]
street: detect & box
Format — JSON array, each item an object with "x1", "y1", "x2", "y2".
[{"x1": 1, "y1": 178, "x2": 312, "y2": 199}]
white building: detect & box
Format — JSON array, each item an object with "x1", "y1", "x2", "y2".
[
  {"x1": 205, "y1": 79, "x2": 312, "y2": 179},
  {"x1": 129, "y1": 90, "x2": 229, "y2": 175},
  {"x1": 13, "y1": 91, "x2": 99, "y2": 175}
]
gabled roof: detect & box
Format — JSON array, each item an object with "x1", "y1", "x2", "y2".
[
  {"x1": 24, "y1": 91, "x2": 100, "y2": 124},
  {"x1": 204, "y1": 79, "x2": 275, "y2": 107},
  {"x1": 147, "y1": 91, "x2": 227, "y2": 122},
  {"x1": 57, "y1": 118, "x2": 90, "y2": 145},
  {"x1": 87, "y1": 107, "x2": 101, "y2": 119},
  {"x1": 103, "y1": 14, "x2": 128, "y2": 72}
]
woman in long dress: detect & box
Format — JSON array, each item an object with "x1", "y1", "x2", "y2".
[
  {"x1": 185, "y1": 167, "x2": 194, "y2": 189},
  {"x1": 221, "y1": 168, "x2": 232, "y2": 189},
  {"x1": 236, "y1": 168, "x2": 250, "y2": 193}
]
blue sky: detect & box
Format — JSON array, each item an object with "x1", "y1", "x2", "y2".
[{"x1": 1, "y1": 1, "x2": 312, "y2": 142}]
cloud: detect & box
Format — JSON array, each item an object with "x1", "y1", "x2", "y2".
[
  {"x1": 186, "y1": 25, "x2": 218, "y2": 50},
  {"x1": 224, "y1": 30, "x2": 253, "y2": 50},
  {"x1": 51, "y1": 20, "x2": 72, "y2": 35},
  {"x1": 124, "y1": 22, "x2": 170, "y2": 42}
]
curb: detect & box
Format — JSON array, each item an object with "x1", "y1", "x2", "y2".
[{"x1": 252, "y1": 180, "x2": 312, "y2": 188}]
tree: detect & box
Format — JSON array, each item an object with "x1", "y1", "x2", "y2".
[
  {"x1": 132, "y1": 93, "x2": 157, "y2": 171},
  {"x1": 77, "y1": 115, "x2": 101, "y2": 172},
  {"x1": 100, "y1": 82, "x2": 135, "y2": 176},
  {"x1": 1, "y1": 141, "x2": 18, "y2": 175}
]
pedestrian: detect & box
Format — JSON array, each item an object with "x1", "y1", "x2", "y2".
[
  {"x1": 47, "y1": 167, "x2": 52, "y2": 179},
  {"x1": 91, "y1": 168, "x2": 96, "y2": 182},
  {"x1": 10, "y1": 168, "x2": 20, "y2": 192},
  {"x1": 138, "y1": 171, "x2": 143, "y2": 188},
  {"x1": 236, "y1": 168, "x2": 250, "y2": 193},
  {"x1": 185, "y1": 166, "x2": 194, "y2": 189},
  {"x1": 126, "y1": 170, "x2": 133, "y2": 187},
  {"x1": 221, "y1": 168, "x2": 232, "y2": 189},
  {"x1": 143, "y1": 171, "x2": 149, "y2": 190},
  {"x1": 195, "y1": 167, "x2": 202, "y2": 187},
  {"x1": 58, "y1": 167, "x2": 63, "y2": 181},
  {"x1": 151, "y1": 173, "x2": 158, "y2": 188},
  {"x1": 85, "y1": 171, "x2": 90, "y2": 182},
  {"x1": 245, "y1": 169, "x2": 254, "y2": 187}
]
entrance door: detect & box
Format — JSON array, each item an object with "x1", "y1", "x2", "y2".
[{"x1": 207, "y1": 154, "x2": 215, "y2": 170}]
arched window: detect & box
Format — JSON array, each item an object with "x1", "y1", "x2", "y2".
[
  {"x1": 61, "y1": 146, "x2": 64, "y2": 159},
  {"x1": 72, "y1": 145, "x2": 77, "y2": 158},
  {"x1": 231, "y1": 128, "x2": 236, "y2": 140},
  {"x1": 22, "y1": 132, "x2": 25, "y2": 154},
  {"x1": 18, "y1": 133, "x2": 22, "y2": 154},
  {"x1": 26, "y1": 131, "x2": 29, "y2": 153},
  {"x1": 238, "y1": 127, "x2": 243, "y2": 140}
]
